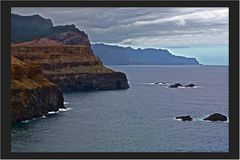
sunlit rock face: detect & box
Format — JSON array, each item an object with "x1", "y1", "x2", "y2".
[
  {"x1": 11, "y1": 56, "x2": 64, "y2": 122},
  {"x1": 11, "y1": 14, "x2": 129, "y2": 92}
]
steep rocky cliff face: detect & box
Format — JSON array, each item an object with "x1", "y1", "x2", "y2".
[
  {"x1": 12, "y1": 44, "x2": 129, "y2": 91},
  {"x1": 12, "y1": 32, "x2": 129, "y2": 91},
  {"x1": 11, "y1": 14, "x2": 89, "y2": 45},
  {"x1": 11, "y1": 14, "x2": 129, "y2": 91},
  {"x1": 11, "y1": 56, "x2": 64, "y2": 122}
]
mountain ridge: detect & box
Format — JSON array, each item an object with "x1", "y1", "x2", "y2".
[{"x1": 92, "y1": 43, "x2": 201, "y2": 65}]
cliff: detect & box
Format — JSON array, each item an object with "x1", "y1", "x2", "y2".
[
  {"x1": 92, "y1": 43, "x2": 200, "y2": 65},
  {"x1": 11, "y1": 14, "x2": 89, "y2": 46},
  {"x1": 11, "y1": 14, "x2": 129, "y2": 91},
  {"x1": 11, "y1": 56, "x2": 64, "y2": 122},
  {"x1": 12, "y1": 43, "x2": 129, "y2": 91}
]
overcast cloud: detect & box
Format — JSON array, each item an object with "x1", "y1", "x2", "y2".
[{"x1": 12, "y1": 7, "x2": 228, "y2": 49}]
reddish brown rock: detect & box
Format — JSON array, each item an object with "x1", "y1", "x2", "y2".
[
  {"x1": 11, "y1": 56, "x2": 64, "y2": 122},
  {"x1": 12, "y1": 32, "x2": 129, "y2": 91}
]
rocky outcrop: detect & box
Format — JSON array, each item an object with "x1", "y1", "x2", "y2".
[
  {"x1": 169, "y1": 83, "x2": 182, "y2": 88},
  {"x1": 185, "y1": 84, "x2": 195, "y2": 87},
  {"x1": 12, "y1": 34, "x2": 129, "y2": 91},
  {"x1": 13, "y1": 31, "x2": 91, "y2": 49},
  {"x1": 203, "y1": 113, "x2": 228, "y2": 121},
  {"x1": 175, "y1": 115, "x2": 193, "y2": 121},
  {"x1": 45, "y1": 72, "x2": 129, "y2": 91},
  {"x1": 11, "y1": 14, "x2": 89, "y2": 45},
  {"x1": 11, "y1": 56, "x2": 64, "y2": 122},
  {"x1": 11, "y1": 14, "x2": 129, "y2": 92}
]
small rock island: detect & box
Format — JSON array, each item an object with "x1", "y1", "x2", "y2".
[{"x1": 203, "y1": 113, "x2": 228, "y2": 121}]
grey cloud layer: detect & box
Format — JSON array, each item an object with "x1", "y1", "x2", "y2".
[{"x1": 12, "y1": 7, "x2": 228, "y2": 48}]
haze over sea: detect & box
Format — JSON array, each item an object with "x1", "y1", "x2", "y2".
[{"x1": 11, "y1": 65, "x2": 228, "y2": 152}]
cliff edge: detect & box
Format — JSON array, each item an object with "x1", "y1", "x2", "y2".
[
  {"x1": 12, "y1": 33, "x2": 129, "y2": 91},
  {"x1": 11, "y1": 56, "x2": 64, "y2": 122},
  {"x1": 11, "y1": 14, "x2": 129, "y2": 91}
]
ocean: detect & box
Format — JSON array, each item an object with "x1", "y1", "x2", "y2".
[{"x1": 11, "y1": 65, "x2": 229, "y2": 152}]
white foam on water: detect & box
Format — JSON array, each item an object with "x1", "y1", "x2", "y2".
[
  {"x1": 178, "y1": 86, "x2": 186, "y2": 89},
  {"x1": 224, "y1": 119, "x2": 229, "y2": 123},
  {"x1": 42, "y1": 115, "x2": 47, "y2": 119},
  {"x1": 185, "y1": 86, "x2": 199, "y2": 88},
  {"x1": 155, "y1": 82, "x2": 164, "y2": 85},
  {"x1": 64, "y1": 101, "x2": 70, "y2": 105},
  {"x1": 144, "y1": 82, "x2": 155, "y2": 85},
  {"x1": 47, "y1": 111, "x2": 59, "y2": 114},
  {"x1": 21, "y1": 117, "x2": 38, "y2": 123},
  {"x1": 59, "y1": 108, "x2": 72, "y2": 112},
  {"x1": 173, "y1": 117, "x2": 195, "y2": 122},
  {"x1": 135, "y1": 82, "x2": 155, "y2": 85},
  {"x1": 21, "y1": 120, "x2": 30, "y2": 123},
  {"x1": 173, "y1": 117, "x2": 180, "y2": 121}
]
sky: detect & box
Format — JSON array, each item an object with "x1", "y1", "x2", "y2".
[{"x1": 12, "y1": 7, "x2": 229, "y2": 65}]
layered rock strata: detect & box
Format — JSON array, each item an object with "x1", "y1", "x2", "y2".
[
  {"x1": 11, "y1": 56, "x2": 64, "y2": 122},
  {"x1": 12, "y1": 35, "x2": 129, "y2": 91}
]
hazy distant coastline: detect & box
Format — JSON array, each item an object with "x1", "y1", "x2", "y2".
[{"x1": 92, "y1": 43, "x2": 201, "y2": 65}]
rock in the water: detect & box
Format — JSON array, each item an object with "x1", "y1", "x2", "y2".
[
  {"x1": 175, "y1": 115, "x2": 193, "y2": 121},
  {"x1": 169, "y1": 83, "x2": 182, "y2": 88},
  {"x1": 203, "y1": 113, "x2": 228, "y2": 121},
  {"x1": 154, "y1": 82, "x2": 165, "y2": 85},
  {"x1": 185, "y1": 83, "x2": 195, "y2": 87}
]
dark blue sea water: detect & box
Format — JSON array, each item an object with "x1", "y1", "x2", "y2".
[{"x1": 11, "y1": 65, "x2": 229, "y2": 152}]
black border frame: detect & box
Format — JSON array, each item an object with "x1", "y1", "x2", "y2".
[{"x1": 1, "y1": 0, "x2": 239, "y2": 159}]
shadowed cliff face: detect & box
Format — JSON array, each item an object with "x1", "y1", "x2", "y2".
[
  {"x1": 11, "y1": 56, "x2": 64, "y2": 122},
  {"x1": 11, "y1": 14, "x2": 89, "y2": 45}
]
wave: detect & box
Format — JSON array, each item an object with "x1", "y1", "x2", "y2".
[
  {"x1": 21, "y1": 120, "x2": 31, "y2": 123},
  {"x1": 21, "y1": 118, "x2": 37, "y2": 123},
  {"x1": 59, "y1": 108, "x2": 72, "y2": 112},
  {"x1": 47, "y1": 111, "x2": 59, "y2": 114},
  {"x1": 64, "y1": 101, "x2": 70, "y2": 105},
  {"x1": 225, "y1": 119, "x2": 229, "y2": 123},
  {"x1": 154, "y1": 82, "x2": 169, "y2": 85},
  {"x1": 20, "y1": 108, "x2": 72, "y2": 123},
  {"x1": 46, "y1": 107, "x2": 73, "y2": 114},
  {"x1": 173, "y1": 117, "x2": 196, "y2": 122}
]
